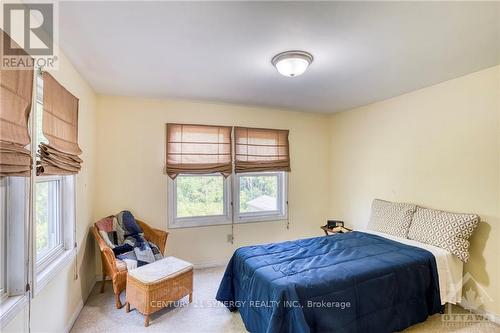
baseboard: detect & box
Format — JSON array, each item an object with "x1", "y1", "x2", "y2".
[
  {"x1": 64, "y1": 300, "x2": 84, "y2": 333},
  {"x1": 64, "y1": 279, "x2": 95, "y2": 333},
  {"x1": 95, "y1": 275, "x2": 112, "y2": 282},
  {"x1": 193, "y1": 260, "x2": 228, "y2": 269},
  {"x1": 459, "y1": 301, "x2": 500, "y2": 325}
]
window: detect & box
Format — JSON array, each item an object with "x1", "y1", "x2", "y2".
[
  {"x1": 33, "y1": 174, "x2": 75, "y2": 290},
  {"x1": 168, "y1": 174, "x2": 231, "y2": 228},
  {"x1": 32, "y1": 70, "x2": 76, "y2": 294},
  {"x1": 167, "y1": 171, "x2": 288, "y2": 228},
  {"x1": 235, "y1": 171, "x2": 288, "y2": 223},
  {"x1": 35, "y1": 177, "x2": 64, "y2": 272},
  {"x1": 34, "y1": 73, "x2": 65, "y2": 274},
  {"x1": 166, "y1": 125, "x2": 290, "y2": 228}
]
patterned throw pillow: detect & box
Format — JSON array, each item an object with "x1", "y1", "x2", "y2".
[
  {"x1": 407, "y1": 207, "x2": 479, "y2": 262},
  {"x1": 367, "y1": 199, "x2": 416, "y2": 238}
]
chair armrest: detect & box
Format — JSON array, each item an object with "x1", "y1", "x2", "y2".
[
  {"x1": 137, "y1": 219, "x2": 169, "y2": 254},
  {"x1": 92, "y1": 225, "x2": 118, "y2": 275},
  {"x1": 151, "y1": 228, "x2": 168, "y2": 254},
  {"x1": 101, "y1": 247, "x2": 118, "y2": 274}
]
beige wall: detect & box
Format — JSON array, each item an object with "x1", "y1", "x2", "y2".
[
  {"x1": 328, "y1": 66, "x2": 500, "y2": 314},
  {"x1": 3, "y1": 51, "x2": 98, "y2": 332},
  {"x1": 94, "y1": 96, "x2": 331, "y2": 268}
]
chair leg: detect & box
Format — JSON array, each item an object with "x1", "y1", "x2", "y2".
[
  {"x1": 115, "y1": 292, "x2": 123, "y2": 309},
  {"x1": 189, "y1": 292, "x2": 193, "y2": 303},
  {"x1": 144, "y1": 314, "x2": 150, "y2": 327},
  {"x1": 125, "y1": 302, "x2": 130, "y2": 313},
  {"x1": 100, "y1": 273, "x2": 106, "y2": 293}
]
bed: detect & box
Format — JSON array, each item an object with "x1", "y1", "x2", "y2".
[{"x1": 216, "y1": 231, "x2": 463, "y2": 333}]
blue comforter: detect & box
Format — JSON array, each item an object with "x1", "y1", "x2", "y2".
[{"x1": 216, "y1": 231, "x2": 441, "y2": 333}]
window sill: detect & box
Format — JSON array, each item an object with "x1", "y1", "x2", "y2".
[
  {"x1": 168, "y1": 219, "x2": 231, "y2": 229},
  {"x1": 168, "y1": 216, "x2": 288, "y2": 228},
  {"x1": 0, "y1": 294, "x2": 28, "y2": 329},
  {"x1": 34, "y1": 248, "x2": 76, "y2": 296},
  {"x1": 235, "y1": 215, "x2": 288, "y2": 224}
]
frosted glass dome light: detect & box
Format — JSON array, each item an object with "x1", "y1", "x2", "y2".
[{"x1": 271, "y1": 51, "x2": 313, "y2": 77}]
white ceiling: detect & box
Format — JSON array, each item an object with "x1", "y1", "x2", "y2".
[{"x1": 59, "y1": 1, "x2": 500, "y2": 113}]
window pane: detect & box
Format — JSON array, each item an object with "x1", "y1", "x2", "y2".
[
  {"x1": 35, "y1": 74, "x2": 47, "y2": 148},
  {"x1": 36, "y1": 180, "x2": 61, "y2": 260},
  {"x1": 239, "y1": 175, "x2": 278, "y2": 213},
  {"x1": 35, "y1": 101, "x2": 48, "y2": 148},
  {"x1": 176, "y1": 175, "x2": 224, "y2": 218}
]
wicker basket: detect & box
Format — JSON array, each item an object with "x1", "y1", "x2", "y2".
[{"x1": 125, "y1": 265, "x2": 193, "y2": 326}]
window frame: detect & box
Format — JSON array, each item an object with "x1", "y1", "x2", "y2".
[
  {"x1": 34, "y1": 175, "x2": 65, "y2": 273},
  {"x1": 234, "y1": 171, "x2": 288, "y2": 224},
  {"x1": 0, "y1": 177, "x2": 29, "y2": 329},
  {"x1": 167, "y1": 173, "x2": 232, "y2": 228},
  {"x1": 32, "y1": 174, "x2": 76, "y2": 296},
  {"x1": 167, "y1": 171, "x2": 289, "y2": 228}
]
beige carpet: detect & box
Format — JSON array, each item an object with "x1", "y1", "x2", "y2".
[{"x1": 71, "y1": 267, "x2": 499, "y2": 333}]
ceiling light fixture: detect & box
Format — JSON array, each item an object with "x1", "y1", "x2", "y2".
[{"x1": 271, "y1": 50, "x2": 313, "y2": 77}]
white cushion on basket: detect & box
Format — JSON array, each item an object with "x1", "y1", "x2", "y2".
[{"x1": 128, "y1": 256, "x2": 193, "y2": 284}]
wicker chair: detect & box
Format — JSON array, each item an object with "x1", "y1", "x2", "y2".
[{"x1": 92, "y1": 218, "x2": 168, "y2": 309}]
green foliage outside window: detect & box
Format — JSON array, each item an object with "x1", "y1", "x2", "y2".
[
  {"x1": 175, "y1": 174, "x2": 279, "y2": 218},
  {"x1": 176, "y1": 175, "x2": 224, "y2": 217},
  {"x1": 35, "y1": 182, "x2": 49, "y2": 257}
]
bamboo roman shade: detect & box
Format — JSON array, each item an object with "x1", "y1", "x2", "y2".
[
  {"x1": 0, "y1": 31, "x2": 34, "y2": 177},
  {"x1": 235, "y1": 127, "x2": 290, "y2": 173},
  {"x1": 166, "y1": 123, "x2": 232, "y2": 179},
  {"x1": 37, "y1": 72, "x2": 82, "y2": 175}
]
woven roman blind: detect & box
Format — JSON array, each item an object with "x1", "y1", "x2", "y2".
[
  {"x1": 235, "y1": 127, "x2": 290, "y2": 173},
  {"x1": 0, "y1": 31, "x2": 34, "y2": 177},
  {"x1": 166, "y1": 123, "x2": 232, "y2": 179},
  {"x1": 37, "y1": 72, "x2": 82, "y2": 175}
]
